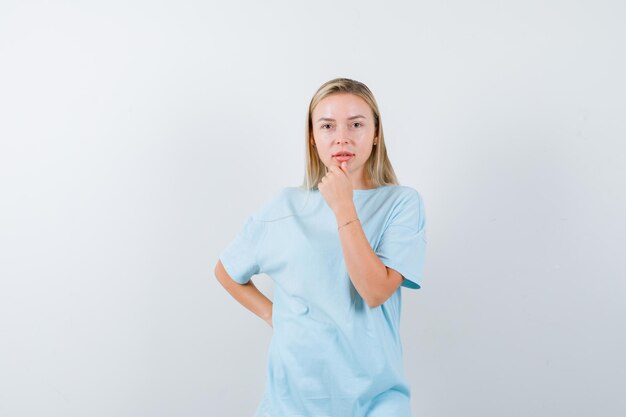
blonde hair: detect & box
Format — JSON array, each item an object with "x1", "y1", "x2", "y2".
[{"x1": 300, "y1": 77, "x2": 399, "y2": 191}]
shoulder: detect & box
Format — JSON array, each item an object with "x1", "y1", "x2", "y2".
[
  {"x1": 250, "y1": 186, "x2": 309, "y2": 222},
  {"x1": 383, "y1": 185, "x2": 426, "y2": 224},
  {"x1": 384, "y1": 185, "x2": 423, "y2": 205}
]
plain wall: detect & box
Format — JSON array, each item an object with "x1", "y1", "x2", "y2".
[{"x1": 1, "y1": 1, "x2": 624, "y2": 416}]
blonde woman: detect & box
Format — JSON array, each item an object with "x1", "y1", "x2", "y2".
[{"x1": 215, "y1": 78, "x2": 427, "y2": 417}]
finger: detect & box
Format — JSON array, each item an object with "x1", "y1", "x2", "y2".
[{"x1": 330, "y1": 165, "x2": 345, "y2": 176}]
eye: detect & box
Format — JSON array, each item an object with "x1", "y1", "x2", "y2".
[
  {"x1": 353, "y1": 122, "x2": 362, "y2": 128},
  {"x1": 321, "y1": 124, "x2": 332, "y2": 129}
]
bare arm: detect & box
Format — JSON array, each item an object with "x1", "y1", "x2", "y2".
[
  {"x1": 335, "y1": 202, "x2": 404, "y2": 308},
  {"x1": 214, "y1": 259, "x2": 273, "y2": 327}
]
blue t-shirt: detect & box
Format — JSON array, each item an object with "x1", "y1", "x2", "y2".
[{"x1": 219, "y1": 184, "x2": 427, "y2": 417}]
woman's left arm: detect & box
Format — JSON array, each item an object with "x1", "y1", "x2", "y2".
[
  {"x1": 334, "y1": 203, "x2": 404, "y2": 308},
  {"x1": 318, "y1": 164, "x2": 405, "y2": 308}
]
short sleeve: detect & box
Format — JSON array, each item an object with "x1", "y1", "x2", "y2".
[
  {"x1": 375, "y1": 190, "x2": 427, "y2": 289},
  {"x1": 219, "y1": 215, "x2": 267, "y2": 285}
]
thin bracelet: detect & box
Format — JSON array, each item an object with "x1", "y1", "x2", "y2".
[{"x1": 338, "y1": 218, "x2": 360, "y2": 230}]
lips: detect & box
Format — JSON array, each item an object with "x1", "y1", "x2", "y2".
[
  {"x1": 334, "y1": 153, "x2": 354, "y2": 162},
  {"x1": 332, "y1": 152, "x2": 354, "y2": 157}
]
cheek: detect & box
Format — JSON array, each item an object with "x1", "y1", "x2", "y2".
[
  {"x1": 314, "y1": 137, "x2": 331, "y2": 150},
  {"x1": 312, "y1": 142, "x2": 330, "y2": 159}
]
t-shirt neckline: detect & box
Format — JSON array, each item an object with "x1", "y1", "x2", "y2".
[{"x1": 353, "y1": 185, "x2": 389, "y2": 195}]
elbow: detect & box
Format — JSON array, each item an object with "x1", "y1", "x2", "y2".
[
  {"x1": 365, "y1": 290, "x2": 384, "y2": 308},
  {"x1": 367, "y1": 289, "x2": 395, "y2": 308},
  {"x1": 365, "y1": 268, "x2": 389, "y2": 308},
  {"x1": 365, "y1": 271, "x2": 395, "y2": 308},
  {"x1": 366, "y1": 298, "x2": 382, "y2": 309}
]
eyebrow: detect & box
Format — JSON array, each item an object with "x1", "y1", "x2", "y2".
[{"x1": 316, "y1": 115, "x2": 367, "y2": 122}]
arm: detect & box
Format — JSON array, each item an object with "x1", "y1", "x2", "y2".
[
  {"x1": 214, "y1": 260, "x2": 273, "y2": 327},
  {"x1": 335, "y1": 202, "x2": 404, "y2": 308}
]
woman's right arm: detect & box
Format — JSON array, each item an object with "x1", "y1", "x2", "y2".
[{"x1": 214, "y1": 259, "x2": 273, "y2": 328}]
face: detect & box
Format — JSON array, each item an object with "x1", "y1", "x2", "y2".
[{"x1": 310, "y1": 93, "x2": 377, "y2": 185}]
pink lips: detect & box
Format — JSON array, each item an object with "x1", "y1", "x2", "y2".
[
  {"x1": 334, "y1": 154, "x2": 353, "y2": 162},
  {"x1": 333, "y1": 151, "x2": 354, "y2": 162}
]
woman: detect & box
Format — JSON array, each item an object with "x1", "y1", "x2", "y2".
[{"x1": 215, "y1": 78, "x2": 427, "y2": 417}]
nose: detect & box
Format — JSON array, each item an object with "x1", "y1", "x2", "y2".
[{"x1": 335, "y1": 125, "x2": 350, "y2": 144}]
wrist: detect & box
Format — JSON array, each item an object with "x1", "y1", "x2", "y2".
[{"x1": 334, "y1": 203, "x2": 358, "y2": 226}]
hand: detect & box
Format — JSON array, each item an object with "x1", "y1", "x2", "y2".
[{"x1": 318, "y1": 161, "x2": 353, "y2": 213}]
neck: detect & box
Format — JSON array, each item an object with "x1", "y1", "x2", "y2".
[{"x1": 352, "y1": 176, "x2": 375, "y2": 190}]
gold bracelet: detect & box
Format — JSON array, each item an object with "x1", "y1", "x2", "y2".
[{"x1": 338, "y1": 218, "x2": 360, "y2": 230}]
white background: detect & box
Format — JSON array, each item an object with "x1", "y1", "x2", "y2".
[{"x1": 1, "y1": 1, "x2": 625, "y2": 416}]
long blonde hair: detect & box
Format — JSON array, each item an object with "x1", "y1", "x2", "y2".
[{"x1": 300, "y1": 77, "x2": 399, "y2": 190}]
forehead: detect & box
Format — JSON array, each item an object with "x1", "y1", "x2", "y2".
[{"x1": 312, "y1": 93, "x2": 372, "y2": 119}]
